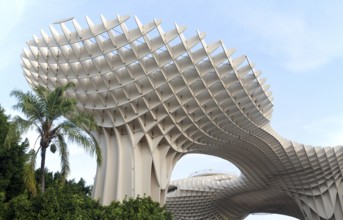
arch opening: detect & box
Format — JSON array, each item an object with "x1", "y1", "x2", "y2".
[{"x1": 170, "y1": 153, "x2": 241, "y2": 181}]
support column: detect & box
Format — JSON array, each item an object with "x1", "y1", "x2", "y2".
[
  {"x1": 92, "y1": 127, "x2": 181, "y2": 205},
  {"x1": 292, "y1": 181, "x2": 343, "y2": 220}
]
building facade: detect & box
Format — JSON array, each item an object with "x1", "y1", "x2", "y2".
[{"x1": 22, "y1": 15, "x2": 343, "y2": 219}]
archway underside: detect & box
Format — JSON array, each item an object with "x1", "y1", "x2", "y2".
[{"x1": 21, "y1": 15, "x2": 343, "y2": 220}]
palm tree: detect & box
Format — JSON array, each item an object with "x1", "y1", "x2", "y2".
[{"x1": 5, "y1": 83, "x2": 102, "y2": 194}]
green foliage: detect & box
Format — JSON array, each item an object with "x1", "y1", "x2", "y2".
[
  {"x1": 0, "y1": 140, "x2": 29, "y2": 201},
  {"x1": 0, "y1": 105, "x2": 28, "y2": 202},
  {"x1": 8, "y1": 83, "x2": 101, "y2": 193},
  {"x1": 0, "y1": 192, "x2": 6, "y2": 218},
  {"x1": 1, "y1": 168, "x2": 172, "y2": 219},
  {"x1": 23, "y1": 149, "x2": 37, "y2": 196},
  {"x1": 3, "y1": 194, "x2": 34, "y2": 220},
  {"x1": 115, "y1": 196, "x2": 172, "y2": 220},
  {"x1": 2, "y1": 185, "x2": 172, "y2": 220},
  {"x1": 1, "y1": 100, "x2": 171, "y2": 219},
  {"x1": 0, "y1": 106, "x2": 9, "y2": 144},
  {"x1": 34, "y1": 169, "x2": 92, "y2": 196}
]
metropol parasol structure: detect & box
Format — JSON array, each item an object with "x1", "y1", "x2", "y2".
[{"x1": 21, "y1": 15, "x2": 343, "y2": 219}]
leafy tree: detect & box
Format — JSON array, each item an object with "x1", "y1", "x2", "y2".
[
  {"x1": 116, "y1": 196, "x2": 172, "y2": 220},
  {"x1": 0, "y1": 139, "x2": 28, "y2": 201},
  {"x1": 5, "y1": 83, "x2": 102, "y2": 194},
  {"x1": 0, "y1": 105, "x2": 28, "y2": 202},
  {"x1": 34, "y1": 169, "x2": 92, "y2": 196},
  {"x1": 1, "y1": 168, "x2": 172, "y2": 219},
  {"x1": 0, "y1": 105, "x2": 9, "y2": 145},
  {"x1": 3, "y1": 185, "x2": 172, "y2": 220}
]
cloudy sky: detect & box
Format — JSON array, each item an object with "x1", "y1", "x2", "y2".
[{"x1": 1, "y1": 1, "x2": 343, "y2": 219}]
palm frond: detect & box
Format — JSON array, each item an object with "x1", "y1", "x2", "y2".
[
  {"x1": 3, "y1": 122, "x2": 20, "y2": 148},
  {"x1": 65, "y1": 128, "x2": 94, "y2": 152},
  {"x1": 56, "y1": 134, "x2": 70, "y2": 183},
  {"x1": 88, "y1": 129, "x2": 102, "y2": 165},
  {"x1": 50, "y1": 120, "x2": 76, "y2": 136},
  {"x1": 67, "y1": 110, "x2": 101, "y2": 165},
  {"x1": 12, "y1": 115, "x2": 42, "y2": 135},
  {"x1": 10, "y1": 84, "x2": 102, "y2": 195},
  {"x1": 70, "y1": 111, "x2": 99, "y2": 132},
  {"x1": 36, "y1": 83, "x2": 76, "y2": 121},
  {"x1": 24, "y1": 149, "x2": 37, "y2": 196},
  {"x1": 61, "y1": 126, "x2": 102, "y2": 165},
  {"x1": 10, "y1": 89, "x2": 45, "y2": 124}
]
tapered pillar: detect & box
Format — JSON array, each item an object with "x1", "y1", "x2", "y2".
[
  {"x1": 92, "y1": 127, "x2": 181, "y2": 205},
  {"x1": 292, "y1": 180, "x2": 343, "y2": 220}
]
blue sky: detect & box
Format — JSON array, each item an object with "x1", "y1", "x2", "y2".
[{"x1": 1, "y1": 1, "x2": 343, "y2": 219}]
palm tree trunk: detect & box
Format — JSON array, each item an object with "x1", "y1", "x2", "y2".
[{"x1": 40, "y1": 147, "x2": 47, "y2": 192}]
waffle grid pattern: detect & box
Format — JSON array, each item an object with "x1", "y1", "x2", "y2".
[{"x1": 21, "y1": 15, "x2": 343, "y2": 220}]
